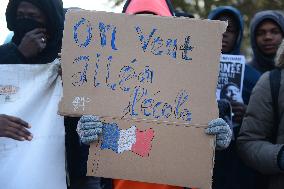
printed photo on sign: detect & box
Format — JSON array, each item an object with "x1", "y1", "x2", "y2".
[{"x1": 216, "y1": 54, "x2": 246, "y2": 103}]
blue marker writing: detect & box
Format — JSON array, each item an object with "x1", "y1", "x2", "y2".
[
  {"x1": 180, "y1": 36, "x2": 193, "y2": 61},
  {"x1": 166, "y1": 39, "x2": 177, "y2": 59},
  {"x1": 106, "y1": 56, "x2": 117, "y2": 90},
  {"x1": 73, "y1": 18, "x2": 92, "y2": 48},
  {"x1": 135, "y1": 26, "x2": 157, "y2": 52},
  {"x1": 151, "y1": 37, "x2": 163, "y2": 56},
  {"x1": 99, "y1": 22, "x2": 118, "y2": 50},
  {"x1": 72, "y1": 56, "x2": 90, "y2": 86}
]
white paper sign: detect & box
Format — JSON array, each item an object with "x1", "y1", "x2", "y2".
[{"x1": 0, "y1": 61, "x2": 66, "y2": 189}]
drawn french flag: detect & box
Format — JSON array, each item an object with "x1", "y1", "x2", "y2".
[{"x1": 100, "y1": 123, "x2": 155, "y2": 157}]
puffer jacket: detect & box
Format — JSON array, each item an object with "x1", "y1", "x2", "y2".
[{"x1": 237, "y1": 69, "x2": 284, "y2": 189}]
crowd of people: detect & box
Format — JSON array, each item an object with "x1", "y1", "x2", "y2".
[{"x1": 0, "y1": 0, "x2": 283, "y2": 189}]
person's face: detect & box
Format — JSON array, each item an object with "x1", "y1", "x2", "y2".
[
  {"x1": 225, "y1": 85, "x2": 240, "y2": 101},
  {"x1": 256, "y1": 20, "x2": 283, "y2": 56},
  {"x1": 217, "y1": 14, "x2": 239, "y2": 54},
  {"x1": 16, "y1": 1, "x2": 46, "y2": 25}
]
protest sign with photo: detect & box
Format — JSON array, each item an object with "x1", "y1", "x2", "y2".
[{"x1": 216, "y1": 54, "x2": 246, "y2": 103}]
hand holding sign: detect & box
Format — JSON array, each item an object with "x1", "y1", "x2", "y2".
[
  {"x1": 77, "y1": 115, "x2": 231, "y2": 152},
  {"x1": 0, "y1": 114, "x2": 33, "y2": 141}
]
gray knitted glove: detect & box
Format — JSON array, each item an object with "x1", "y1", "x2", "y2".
[
  {"x1": 205, "y1": 118, "x2": 232, "y2": 150},
  {"x1": 76, "y1": 115, "x2": 103, "y2": 145}
]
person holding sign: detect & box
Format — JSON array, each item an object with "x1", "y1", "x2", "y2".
[
  {"x1": 64, "y1": 0, "x2": 176, "y2": 189},
  {"x1": 77, "y1": 116, "x2": 231, "y2": 189},
  {"x1": 77, "y1": 115, "x2": 232, "y2": 189},
  {"x1": 208, "y1": 6, "x2": 246, "y2": 125},
  {"x1": 77, "y1": 0, "x2": 231, "y2": 189},
  {"x1": 208, "y1": 6, "x2": 260, "y2": 189},
  {"x1": 0, "y1": 114, "x2": 32, "y2": 141},
  {"x1": 0, "y1": 0, "x2": 64, "y2": 136},
  {"x1": 64, "y1": 1, "x2": 232, "y2": 189}
]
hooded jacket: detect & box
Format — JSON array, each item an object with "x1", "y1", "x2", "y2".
[
  {"x1": 249, "y1": 10, "x2": 284, "y2": 73},
  {"x1": 0, "y1": 0, "x2": 64, "y2": 64},
  {"x1": 122, "y1": 0, "x2": 175, "y2": 16},
  {"x1": 108, "y1": 2, "x2": 183, "y2": 189},
  {"x1": 208, "y1": 6, "x2": 244, "y2": 55},
  {"x1": 207, "y1": 6, "x2": 258, "y2": 105},
  {"x1": 208, "y1": 7, "x2": 262, "y2": 189},
  {"x1": 65, "y1": 1, "x2": 182, "y2": 189},
  {"x1": 243, "y1": 11, "x2": 284, "y2": 105}
]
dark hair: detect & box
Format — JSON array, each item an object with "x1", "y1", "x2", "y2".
[
  {"x1": 256, "y1": 18, "x2": 284, "y2": 36},
  {"x1": 215, "y1": 12, "x2": 240, "y2": 33}
]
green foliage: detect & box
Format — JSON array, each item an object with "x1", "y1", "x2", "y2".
[{"x1": 109, "y1": 0, "x2": 284, "y2": 56}]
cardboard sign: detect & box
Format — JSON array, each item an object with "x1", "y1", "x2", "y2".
[
  {"x1": 59, "y1": 10, "x2": 226, "y2": 188},
  {"x1": 216, "y1": 54, "x2": 246, "y2": 102}
]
